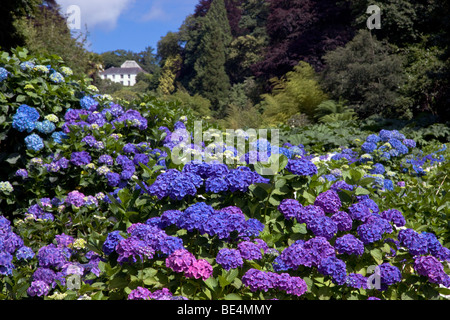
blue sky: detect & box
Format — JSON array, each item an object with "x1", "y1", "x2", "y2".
[{"x1": 56, "y1": 0, "x2": 199, "y2": 54}]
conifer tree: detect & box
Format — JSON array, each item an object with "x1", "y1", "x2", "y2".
[{"x1": 189, "y1": 0, "x2": 232, "y2": 116}]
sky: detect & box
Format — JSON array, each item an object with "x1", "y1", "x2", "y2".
[{"x1": 55, "y1": 0, "x2": 199, "y2": 54}]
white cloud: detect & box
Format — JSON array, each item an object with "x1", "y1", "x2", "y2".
[
  {"x1": 56, "y1": 0, "x2": 136, "y2": 31},
  {"x1": 140, "y1": 1, "x2": 169, "y2": 22}
]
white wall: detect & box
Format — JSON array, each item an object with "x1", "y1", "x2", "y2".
[{"x1": 101, "y1": 73, "x2": 138, "y2": 86}]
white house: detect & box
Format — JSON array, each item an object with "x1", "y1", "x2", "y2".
[{"x1": 99, "y1": 60, "x2": 146, "y2": 86}]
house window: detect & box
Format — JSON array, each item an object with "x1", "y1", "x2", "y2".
[
  {"x1": 128, "y1": 81, "x2": 130, "y2": 86},
  {"x1": 121, "y1": 74, "x2": 124, "y2": 79},
  {"x1": 120, "y1": 81, "x2": 123, "y2": 85},
  {"x1": 128, "y1": 74, "x2": 131, "y2": 79}
]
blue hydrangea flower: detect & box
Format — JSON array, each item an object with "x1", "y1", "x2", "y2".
[
  {"x1": 318, "y1": 256, "x2": 348, "y2": 285},
  {"x1": 51, "y1": 131, "x2": 68, "y2": 144},
  {"x1": 286, "y1": 158, "x2": 318, "y2": 176},
  {"x1": 15, "y1": 246, "x2": 35, "y2": 261},
  {"x1": 366, "y1": 134, "x2": 381, "y2": 144},
  {"x1": 80, "y1": 95, "x2": 98, "y2": 111},
  {"x1": 0, "y1": 252, "x2": 14, "y2": 275},
  {"x1": 0, "y1": 67, "x2": 9, "y2": 81},
  {"x1": 307, "y1": 215, "x2": 338, "y2": 240},
  {"x1": 361, "y1": 142, "x2": 377, "y2": 153},
  {"x1": 49, "y1": 71, "x2": 65, "y2": 83},
  {"x1": 370, "y1": 163, "x2": 385, "y2": 175},
  {"x1": 35, "y1": 120, "x2": 56, "y2": 134},
  {"x1": 20, "y1": 61, "x2": 35, "y2": 71},
  {"x1": 25, "y1": 134, "x2": 45, "y2": 151}
]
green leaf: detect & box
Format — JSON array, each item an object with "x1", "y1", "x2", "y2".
[
  {"x1": 225, "y1": 268, "x2": 239, "y2": 284},
  {"x1": 355, "y1": 187, "x2": 370, "y2": 196},
  {"x1": 204, "y1": 277, "x2": 219, "y2": 292},
  {"x1": 370, "y1": 248, "x2": 383, "y2": 264},
  {"x1": 224, "y1": 293, "x2": 242, "y2": 300},
  {"x1": 218, "y1": 275, "x2": 231, "y2": 288}
]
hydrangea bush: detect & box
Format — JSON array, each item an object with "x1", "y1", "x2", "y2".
[{"x1": 0, "y1": 49, "x2": 449, "y2": 300}]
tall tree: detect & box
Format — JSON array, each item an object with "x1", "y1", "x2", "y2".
[
  {"x1": 252, "y1": 0, "x2": 355, "y2": 83},
  {"x1": 187, "y1": 0, "x2": 233, "y2": 115},
  {"x1": 226, "y1": 0, "x2": 270, "y2": 84},
  {"x1": 194, "y1": 0, "x2": 245, "y2": 37},
  {"x1": 0, "y1": 0, "x2": 41, "y2": 51},
  {"x1": 157, "y1": 31, "x2": 182, "y2": 66}
]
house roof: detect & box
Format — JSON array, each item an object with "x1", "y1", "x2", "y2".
[{"x1": 99, "y1": 60, "x2": 147, "y2": 75}]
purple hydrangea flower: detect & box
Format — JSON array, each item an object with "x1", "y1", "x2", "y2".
[
  {"x1": 70, "y1": 151, "x2": 91, "y2": 166},
  {"x1": 27, "y1": 280, "x2": 50, "y2": 297},
  {"x1": 330, "y1": 211, "x2": 353, "y2": 232},
  {"x1": 297, "y1": 205, "x2": 325, "y2": 225},
  {"x1": 241, "y1": 268, "x2": 273, "y2": 292},
  {"x1": 314, "y1": 190, "x2": 341, "y2": 214},
  {"x1": 116, "y1": 236, "x2": 155, "y2": 264},
  {"x1": 398, "y1": 228, "x2": 428, "y2": 256},
  {"x1": 278, "y1": 198, "x2": 303, "y2": 220},
  {"x1": 185, "y1": 259, "x2": 213, "y2": 280},
  {"x1": 379, "y1": 263, "x2": 402, "y2": 288},
  {"x1": 346, "y1": 273, "x2": 368, "y2": 289},
  {"x1": 37, "y1": 244, "x2": 69, "y2": 268},
  {"x1": 128, "y1": 286, "x2": 152, "y2": 300},
  {"x1": 317, "y1": 256, "x2": 348, "y2": 285},
  {"x1": 238, "y1": 241, "x2": 263, "y2": 260},
  {"x1": 165, "y1": 249, "x2": 196, "y2": 273},
  {"x1": 379, "y1": 209, "x2": 406, "y2": 227},
  {"x1": 103, "y1": 231, "x2": 125, "y2": 255},
  {"x1": 334, "y1": 234, "x2": 364, "y2": 256},
  {"x1": 65, "y1": 190, "x2": 86, "y2": 207},
  {"x1": 414, "y1": 255, "x2": 450, "y2": 285},
  {"x1": 216, "y1": 248, "x2": 243, "y2": 270}
]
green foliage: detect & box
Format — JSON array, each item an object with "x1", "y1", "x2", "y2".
[
  {"x1": 261, "y1": 61, "x2": 328, "y2": 126},
  {"x1": 315, "y1": 99, "x2": 358, "y2": 123},
  {"x1": 160, "y1": 89, "x2": 212, "y2": 119},
  {"x1": 189, "y1": 0, "x2": 232, "y2": 115},
  {"x1": 14, "y1": 5, "x2": 99, "y2": 79},
  {"x1": 321, "y1": 30, "x2": 406, "y2": 119}
]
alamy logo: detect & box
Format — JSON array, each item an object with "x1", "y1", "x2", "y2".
[
  {"x1": 366, "y1": 265, "x2": 381, "y2": 289},
  {"x1": 66, "y1": 5, "x2": 81, "y2": 30},
  {"x1": 366, "y1": 5, "x2": 381, "y2": 30},
  {"x1": 170, "y1": 121, "x2": 281, "y2": 175},
  {"x1": 66, "y1": 264, "x2": 83, "y2": 290}
]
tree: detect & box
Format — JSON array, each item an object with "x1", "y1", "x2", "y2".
[
  {"x1": 260, "y1": 61, "x2": 328, "y2": 125},
  {"x1": 158, "y1": 54, "x2": 182, "y2": 95},
  {"x1": 320, "y1": 30, "x2": 406, "y2": 118},
  {"x1": 14, "y1": 1, "x2": 96, "y2": 78},
  {"x1": 252, "y1": 0, "x2": 355, "y2": 83},
  {"x1": 194, "y1": 0, "x2": 245, "y2": 37},
  {"x1": 188, "y1": 0, "x2": 232, "y2": 116},
  {"x1": 157, "y1": 32, "x2": 182, "y2": 66},
  {"x1": 0, "y1": 0, "x2": 41, "y2": 51}
]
